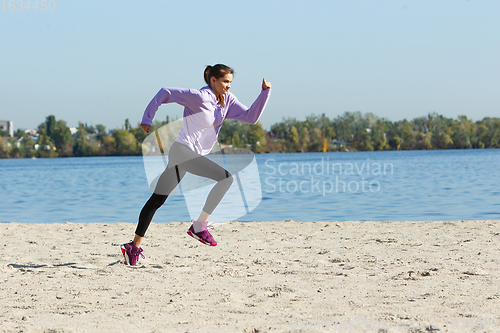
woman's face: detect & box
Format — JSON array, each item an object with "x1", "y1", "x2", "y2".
[{"x1": 211, "y1": 73, "x2": 233, "y2": 96}]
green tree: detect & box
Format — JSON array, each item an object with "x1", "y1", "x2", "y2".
[
  {"x1": 84, "y1": 123, "x2": 96, "y2": 134},
  {"x1": 231, "y1": 133, "x2": 244, "y2": 148},
  {"x1": 99, "y1": 136, "x2": 117, "y2": 155},
  {"x1": 73, "y1": 122, "x2": 92, "y2": 157},
  {"x1": 298, "y1": 127, "x2": 310, "y2": 152},
  {"x1": 124, "y1": 118, "x2": 132, "y2": 131},
  {"x1": 388, "y1": 136, "x2": 401, "y2": 150},
  {"x1": 41, "y1": 116, "x2": 74, "y2": 156},
  {"x1": 333, "y1": 112, "x2": 355, "y2": 144},
  {"x1": 475, "y1": 123, "x2": 489, "y2": 148},
  {"x1": 359, "y1": 130, "x2": 374, "y2": 151},
  {"x1": 290, "y1": 126, "x2": 299, "y2": 144},
  {"x1": 36, "y1": 122, "x2": 57, "y2": 157},
  {"x1": 449, "y1": 115, "x2": 472, "y2": 149},
  {"x1": 52, "y1": 120, "x2": 74, "y2": 156},
  {"x1": 113, "y1": 129, "x2": 138, "y2": 155},
  {"x1": 309, "y1": 127, "x2": 323, "y2": 152},
  {"x1": 429, "y1": 113, "x2": 453, "y2": 149},
  {"x1": 248, "y1": 122, "x2": 266, "y2": 152},
  {"x1": 371, "y1": 119, "x2": 388, "y2": 151},
  {"x1": 399, "y1": 120, "x2": 416, "y2": 150},
  {"x1": 45, "y1": 115, "x2": 57, "y2": 139},
  {"x1": 0, "y1": 137, "x2": 10, "y2": 158},
  {"x1": 414, "y1": 132, "x2": 432, "y2": 150},
  {"x1": 95, "y1": 124, "x2": 108, "y2": 141},
  {"x1": 219, "y1": 119, "x2": 251, "y2": 147},
  {"x1": 130, "y1": 123, "x2": 148, "y2": 144},
  {"x1": 479, "y1": 118, "x2": 499, "y2": 147},
  {"x1": 270, "y1": 121, "x2": 289, "y2": 140}
]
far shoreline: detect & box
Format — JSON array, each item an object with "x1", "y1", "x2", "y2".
[{"x1": 1, "y1": 146, "x2": 498, "y2": 160}]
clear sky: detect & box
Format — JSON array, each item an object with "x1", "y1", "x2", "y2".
[{"x1": 1, "y1": 0, "x2": 499, "y2": 132}]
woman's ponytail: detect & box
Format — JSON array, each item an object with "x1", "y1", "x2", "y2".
[{"x1": 204, "y1": 65, "x2": 213, "y2": 87}]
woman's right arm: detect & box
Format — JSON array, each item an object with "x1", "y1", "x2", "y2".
[{"x1": 141, "y1": 87, "x2": 200, "y2": 129}]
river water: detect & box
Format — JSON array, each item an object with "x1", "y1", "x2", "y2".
[{"x1": 1, "y1": 149, "x2": 499, "y2": 223}]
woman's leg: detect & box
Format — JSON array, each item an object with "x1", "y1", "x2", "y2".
[
  {"x1": 193, "y1": 211, "x2": 212, "y2": 233},
  {"x1": 134, "y1": 193, "x2": 168, "y2": 247},
  {"x1": 171, "y1": 142, "x2": 233, "y2": 223},
  {"x1": 134, "y1": 160, "x2": 187, "y2": 244},
  {"x1": 197, "y1": 211, "x2": 211, "y2": 223},
  {"x1": 133, "y1": 141, "x2": 232, "y2": 245}
]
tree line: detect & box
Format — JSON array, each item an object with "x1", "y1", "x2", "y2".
[
  {"x1": 261, "y1": 112, "x2": 500, "y2": 153},
  {"x1": 1, "y1": 112, "x2": 499, "y2": 158}
]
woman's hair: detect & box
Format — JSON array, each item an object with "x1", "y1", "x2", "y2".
[{"x1": 204, "y1": 64, "x2": 234, "y2": 106}]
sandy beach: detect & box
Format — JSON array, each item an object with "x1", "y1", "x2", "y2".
[{"x1": 1, "y1": 220, "x2": 499, "y2": 332}]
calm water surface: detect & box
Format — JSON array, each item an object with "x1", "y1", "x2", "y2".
[{"x1": 1, "y1": 149, "x2": 499, "y2": 223}]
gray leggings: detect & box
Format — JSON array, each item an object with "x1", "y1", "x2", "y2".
[{"x1": 136, "y1": 141, "x2": 233, "y2": 237}]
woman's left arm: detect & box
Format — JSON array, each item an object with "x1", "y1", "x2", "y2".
[{"x1": 226, "y1": 78, "x2": 272, "y2": 125}]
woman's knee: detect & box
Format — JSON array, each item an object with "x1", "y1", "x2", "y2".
[
  {"x1": 220, "y1": 171, "x2": 233, "y2": 186},
  {"x1": 150, "y1": 193, "x2": 168, "y2": 209}
]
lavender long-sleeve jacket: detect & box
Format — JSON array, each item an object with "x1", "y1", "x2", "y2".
[{"x1": 141, "y1": 86, "x2": 271, "y2": 155}]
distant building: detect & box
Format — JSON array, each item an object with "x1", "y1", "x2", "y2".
[
  {"x1": 332, "y1": 139, "x2": 349, "y2": 148},
  {"x1": 0, "y1": 120, "x2": 14, "y2": 137},
  {"x1": 24, "y1": 129, "x2": 38, "y2": 136}
]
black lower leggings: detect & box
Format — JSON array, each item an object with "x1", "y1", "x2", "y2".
[{"x1": 135, "y1": 141, "x2": 233, "y2": 237}]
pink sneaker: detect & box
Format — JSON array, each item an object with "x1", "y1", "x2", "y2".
[
  {"x1": 120, "y1": 241, "x2": 145, "y2": 266},
  {"x1": 187, "y1": 220, "x2": 217, "y2": 246}
]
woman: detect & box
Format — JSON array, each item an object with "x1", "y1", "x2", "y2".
[{"x1": 121, "y1": 64, "x2": 272, "y2": 266}]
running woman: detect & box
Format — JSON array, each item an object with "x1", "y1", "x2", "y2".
[{"x1": 121, "y1": 64, "x2": 272, "y2": 266}]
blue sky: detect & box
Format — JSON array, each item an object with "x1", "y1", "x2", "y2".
[{"x1": 1, "y1": 0, "x2": 499, "y2": 132}]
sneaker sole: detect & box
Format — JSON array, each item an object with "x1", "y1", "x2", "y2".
[
  {"x1": 187, "y1": 230, "x2": 217, "y2": 246},
  {"x1": 120, "y1": 245, "x2": 131, "y2": 266}
]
